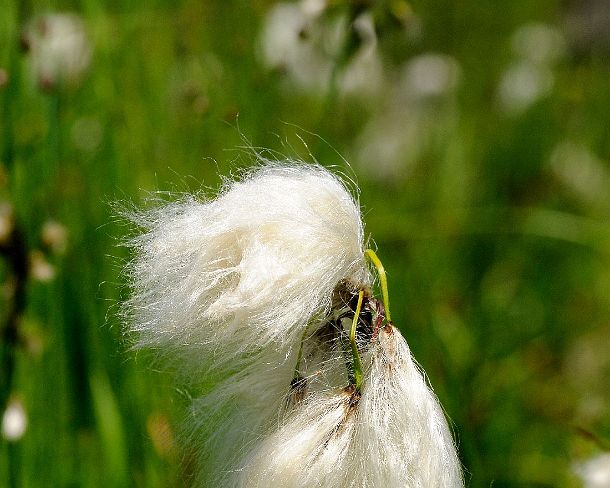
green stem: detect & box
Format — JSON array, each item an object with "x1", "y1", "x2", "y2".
[
  {"x1": 365, "y1": 249, "x2": 391, "y2": 322},
  {"x1": 350, "y1": 290, "x2": 365, "y2": 392},
  {"x1": 293, "y1": 322, "x2": 311, "y2": 379}
]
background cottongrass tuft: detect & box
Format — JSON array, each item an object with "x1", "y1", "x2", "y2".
[
  {"x1": 21, "y1": 13, "x2": 91, "y2": 89},
  {"x1": 573, "y1": 453, "x2": 610, "y2": 488}
]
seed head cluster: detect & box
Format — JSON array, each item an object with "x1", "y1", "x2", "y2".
[{"x1": 122, "y1": 163, "x2": 463, "y2": 487}]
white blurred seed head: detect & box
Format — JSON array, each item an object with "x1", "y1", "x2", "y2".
[
  {"x1": 336, "y1": 14, "x2": 385, "y2": 98},
  {"x1": 2, "y1": 397, "x2": 28, "y2": 441},
  {"x1": 511, "y1": 22, "x2": 566, "y2": 66},
  {"x1": 574, "y1": 453, "x2": 610, "y2": 488},
  {"x1": 41, "y1": 220, "x2": 68, "y2": 255},
  {"x1": 30, "y1": 250, "x2": 56, "y2": 282},
  {"x1": 354, "y1": 52, "x2": 461, "y2": 183},
  {"x1": 22, "y1": 13, "x2": 91, "y2": 89},
  {"x1": 401, "y1": 53, "x2": 462, "y2": 100},
  {"x1": 259, "y1": 2, "x2": 383, "y2": 97},
  {"x1": 260, "y1": 2, "x2": 335, "y2": 92},
  {"x1": 497, "y1": 61, "x2": 554, "y2": 115},
  {"x1": 497, "y1": 22, "x2": 564, "y2": 116},
  {"x1": 550, "y1": 141, "x2": 610, "y2": 208}
]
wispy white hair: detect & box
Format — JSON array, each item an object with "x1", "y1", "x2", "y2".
[
  {"x1": 233, "y1": 325, "x2": 463, "y2": 488},
  {"x1": 123, "y1": 163, "x2": 370, "y2": 377},
  {"x1": 122, "y1": 162, "x2": 463, "y2": 487},
  {"x1": 123, "y1": 162, "x2": 373, "y2": 485}
]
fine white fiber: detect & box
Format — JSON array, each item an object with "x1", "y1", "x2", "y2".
[
  {"x1": 122, "y1": 162, "x2": 373, "y2": 486},
  {"x1": 185, "y1": 319, "x2": 354, "y2": 487},
  {"x1": 232, "y1": 324, "x2": 463, "y2": 488},
  {"x1": 121, "y1": 161, "x2": 464, "y2": 488},
  {"x1": 357, "y1": 324, "x2": 463, "y2": 487},
  {"x1": 122, "y1": 163, "x2": 370, "y2": 378},
  {"x1": 232, "y1": 389, "x2": 358, "y2": 488}
]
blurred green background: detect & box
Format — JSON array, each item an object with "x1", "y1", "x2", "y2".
[{"x1": 1, "y1": 0, "x2": 610, "y2": 486}]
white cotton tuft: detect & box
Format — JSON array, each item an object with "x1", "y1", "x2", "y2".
[
  {"x1": 121, "y1": 162, "x2": 464, "y2": 487},
  {"x1": 357, "y1": 324, "x2": 463, "y2": 487},
  {"x1": 122, "y1": 163, "x2": 372, "y2": 486},
  {"x1": 123, "y1": 163, "x2": 369, "y2": 377},
  {"x1": 233, "y1": 324, "x2": 463, "y2": 488},
  {"x1": 232, "y1": 390, "x2": 358, "y2": 488},
  {"x1": 2, "y1": 398, "x2": 28, "y2": 442}
]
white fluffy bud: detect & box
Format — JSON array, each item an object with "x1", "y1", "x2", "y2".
[
  {"x1": 123, "y1": 163, "x2": 369, "y2": 378},
  {"x1": 122, "y1": 163, "x2": 463, "y2": 487},
  {"x1": 233, "y1": 325, "x2": 463, "y2": 488}
]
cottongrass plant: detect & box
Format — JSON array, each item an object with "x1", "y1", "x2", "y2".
[
  {"x1": 234, "y1": 324, "x2": 462, "y2": 488},
  {"x1": 122, "y1": 162, "x2": 463, "y2": 487}
]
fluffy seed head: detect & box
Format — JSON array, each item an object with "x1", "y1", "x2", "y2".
[
  {"x1": 123, "y1": 163, "x2": 370, "y2": 377},
  {"x1": 121, "y1": 162, "x2": 463, "y2": 488},
  {"x1": 233, "y1": 325, "x2": 463, "y2": 488}
]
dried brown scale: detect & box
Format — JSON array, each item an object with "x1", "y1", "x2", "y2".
[
  {"x1": 287, "y1": 375, "x2": 308, "y2": 407},
  {"x1": 320, "y1": 386, "x2": 361, "y2": 451},
  {"x1": 344, "y1": 384, "x2": 361, "y2": 410},
  {"x1": 331, "y1": 279, "x2": 359, "y2": 311}
]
